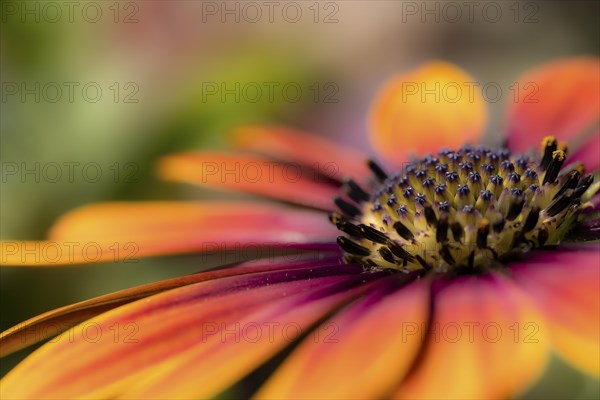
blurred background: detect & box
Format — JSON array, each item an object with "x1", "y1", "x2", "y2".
[{"x1": 1, "y1": 0, "x2": 599, "y2": 397}]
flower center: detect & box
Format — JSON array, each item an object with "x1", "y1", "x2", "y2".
[{"x1": 331, "y1": 137, "x2": 594, "y2": 274}]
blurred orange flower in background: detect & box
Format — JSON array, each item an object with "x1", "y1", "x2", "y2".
[{"x1": 1, "y1": 58, "x2": 599, "y2": 399}]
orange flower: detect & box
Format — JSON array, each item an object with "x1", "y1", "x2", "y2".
[{"x1": 1, "y1": 58, "x2": 599, "y2": 399}]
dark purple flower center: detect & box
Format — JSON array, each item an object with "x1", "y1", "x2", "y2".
[{"x1": 332, "y1": 137, "x2": 594, "y2": 273}]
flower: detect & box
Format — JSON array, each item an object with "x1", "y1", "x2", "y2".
[{"x1": 1, "y1": 58, "x2": 599, "y2": 399}]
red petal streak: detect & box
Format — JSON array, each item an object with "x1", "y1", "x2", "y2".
[
  {"x1": 0, "y1": 257, "x2": 344, "y2": 357},
  {"x1": 511, "y1": 246, "x2": 600, "y2": 377},
  {"x1": 231, "y1": 125, "x2": 372, "y2": 181},
  {"x1": 157, "y1": 152, "x2": 340, "y2": 210},
  {"x1": 120, "y1": 275, "x2": 380, "y2": 399},
  {"x1": 395, "y1": 274, "x2": 549, "y2": 400},
  {"x1": 257, "y1": 278, "x2": 430, "y2": 399},
  {"x1": 0, "y1": 266, "x2": 371, "y2": 399}
]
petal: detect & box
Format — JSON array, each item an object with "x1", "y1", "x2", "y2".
[
  {"x1": 395, "y1": 274, "x2": 549, "y2": 400},
  {"x1": 230, "y1": 125, "x2": 372, "y2": 181},
  {"x1": 567, "y1": 128, "x2": 600, "y2": 172},
  {"x1": 120, "y1": 274, "x2": 383, "y2": 399},
  {"x1": 1, "y1": 202, "x2": 338, "y2": 266},
  {"x1": 369, "y1": 61, "x2": 487, "y2": 165},
  {"x1": 256, "y1": 276, "x2": 430, "y2": 399},
  {"x1": 511, "y1": 246, "x2": 600, "y2": 377},
  {"x1": 0, "y1": 257, "x2": 342, "y2": 357},
  {"x1": 506, "y1": 57, "x2": 600, "y2": 155},
  {"x1": 157, "y1": 152, "x2": 340, "y2": 209},
  {"x1": 0, "y1": 262, "x2": 372, "y2": 399}
]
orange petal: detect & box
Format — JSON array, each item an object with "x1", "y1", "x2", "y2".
[
  {"x1": 120, "y1": 277, "x2": 375, "y2": 399},
  {"x1": 231, "y1": 125, "x2": 372, "y2": 181},
  {"x1": 369, "y1": 61, "x2": 487, "y2": 165},
  {"x1": 395, "y1": 274, "x2": 549, "y2": 400},
  {"x1": 157, "y1": 152, "x2": 340, "y2": 209},
  {"x1": 511, "y1": 247, "x2": 600, "y2": 377},
  {"x1": 1, "y1": 202, "x2": 337, "y2": 266},
  {"x1": 0, "y1": 257, "x2": 328, "y2": 357},
  {"x1": 506, "y1": 57, "x2": 600, "y2": 154},
  {"x1": 256, "y1": 277, "x2": 430, "y2": 399},
  {"x1": 0, "y1": 270, "x2": 374, "y2": 399}
]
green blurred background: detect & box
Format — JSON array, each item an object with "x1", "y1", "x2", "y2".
[{"x1": 1, "y1": 0, "x2": 599, "y2": 397}]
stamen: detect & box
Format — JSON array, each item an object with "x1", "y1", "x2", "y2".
[
  {"x1": 450, "y1": 222, "x2": 464, "y2": 242},
  {"x1": 436, "y1": 214, "x2": 449, "y2": 243},
  {"x1": 423, "y1": 205, "x2": 438, "y2": 227},
  {"x1": 445, "y1": 171, "x2": 459, "y2": 182},
  {"x1": 439, "y1": 245, "x2": 455, "y2": 265},
  {"x1": 434, "y1": 183, "x2": 448, "y2": 201},
  {"x1": 344, "y1": 179, "x2": 371, "y2": 203},
  {"x1": 447, "y1": 152, "x2": 461, "y2": 164},
  {"x1": 522, "y1": 208, "x2": 540, "y2": 233},
  {"x1": 378, "y1": 247, "x2": 396, "y2": 263},
  {"x1": 337, "y1": 236, "x2": 371, "y2": 256},
  {"x1": 435, "y1": 163, "x2": 449, "y2": 177},
  {"x1": 553, "y1": 170, "x2": 580, "y2": 199},
  {"x1": 334, "y1": 218, "x2": 363, "y2": 238},
  {"x1": 334, "y1": 197, "x2": 362, "y2": 217},
  {"x1": 540, "y1": 136, "x2": 558, "y2": 169},
  {"x1": 542, "y1": 150, "x2": 566, "y2": 185},
  {"x1": 477, "y1": 219, "x2": 490, "y2": 249},
  {"x1": 468, "y1": 251, "x2": 475, "y2": 269},
  {"x1": 492, "y1": 217, "x2": 506, "y2": 233},
  {"x1": 479, "y1": 190, "x2": 494, "y2": 201},
  {"x1": 388, "y1": 241, "x2": 414, "y2": 260},
  {"x1": 507, "y1": 172, "x2": 521, "y2": 187},
  {"x1": 387, "y1": 194, "x2": 398, "y2": 206},
  {"x1": 393, "y1": 221, "x2": 415, "y2": 241},
  {"x1": 396, "y1": 205, "x2": 409, "y2": 217},
  {"x1": 438, "y1": 201, "x2": 451, "y2": 213},
  {"x1": 500, "y1": 160, "x2": 515, "y2": 177},
  {"x1": 506, "y1": 194, "x2": 525, "y2": 221},
  {"x1": 422, "y1": 177, "x2": 436, "y2": 188},
  {"x1": 415, "y1": 255, "x2": 432, "y2": 270},
  {"x1": 481, "y1": 163, "x2": 495, "y2": 177},
  {"x1": 415, "y1": 193, "x2": 427, "y2": 207},
  {"x1": 574, "y1": 174, "x2": 594, "y2": 196},
  {"x1": 359, "y1": 224, "x2": 389, "y2": 244},
  {"x1": 367, "y1": 159, "x2": 388, "y2": 182},
  {"x1": 545, "y1": 189, "x2": 574, "y2": 216},
  {"x1": 537, "y1": 228, "x2": 549, "y2": 246}
]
